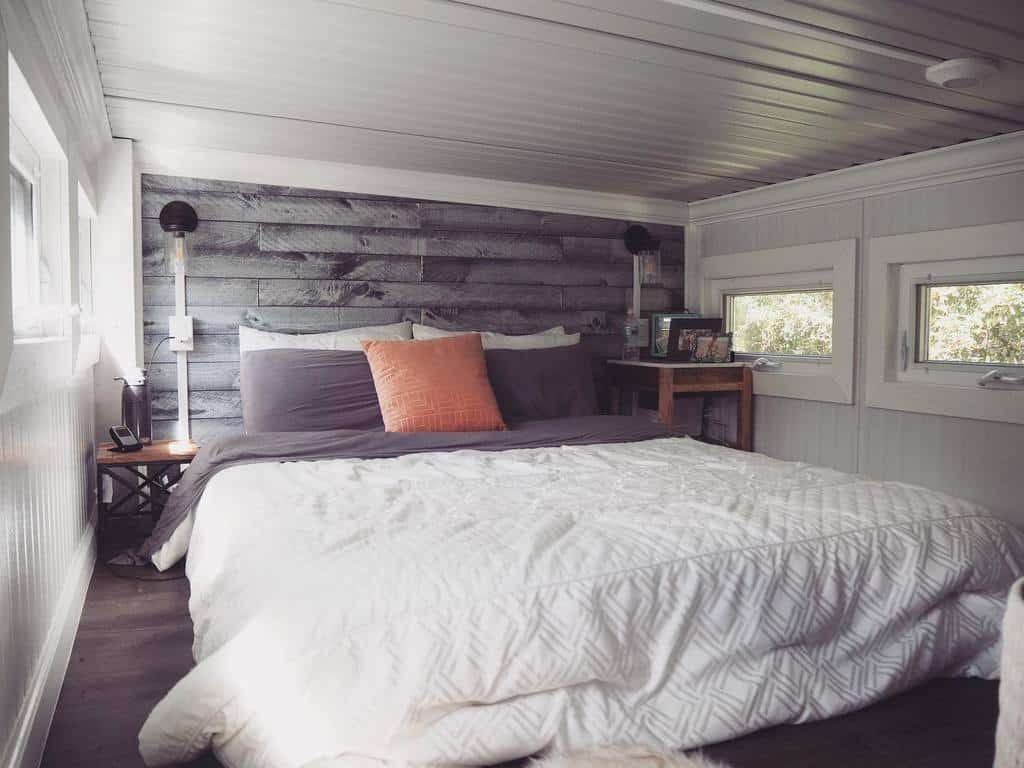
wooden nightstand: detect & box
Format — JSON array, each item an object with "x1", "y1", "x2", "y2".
[
  {"x1": 96, "y1": 439, "x2": 199, "y2": 551},
  {"x1": 607, "y1": 360, "x2": 754, "y2": 451}
]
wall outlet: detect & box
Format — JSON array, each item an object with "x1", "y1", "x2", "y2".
[{"x1": 168, "y1": 315, "x2": 194, "y2": 352}]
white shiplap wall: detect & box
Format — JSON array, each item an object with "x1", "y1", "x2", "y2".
[
  {"x1": 0, "y1": 370, "x2": 96, "y2": 767},
  {"x1": 699, "y1": 172, "x2": 1024, "y2": 519}
]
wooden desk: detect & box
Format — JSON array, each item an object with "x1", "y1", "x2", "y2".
[
  {"x1": 96, "y1": 439, "x2": 199, "y2": 550},
  {"x1": 607, "y1": 360, "x2": 754, "y2": 451}
]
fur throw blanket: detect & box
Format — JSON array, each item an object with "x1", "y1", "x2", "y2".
[{"x1": 531, "y1": 746, "x2": 728, "y2": 768}]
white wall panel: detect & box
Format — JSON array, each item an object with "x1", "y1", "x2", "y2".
[
  {"x1": 754, "y1": 396, "x2": 859, "y2": 473},
  {"x1": 859, "y1": 408, "x2": 1019, "y2": 519},
  {"x1": 866, "y1": 170, "x2": 1024, "y2": 236},
  {"x1": 702, "y1": 200, "x2": 862, "y2": 255},
  {"x1": 0, "y1": 369, "x2": 96, "y2": 766}
]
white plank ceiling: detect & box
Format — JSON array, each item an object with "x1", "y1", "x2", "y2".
[{"x1": 85, "y1": 0, "x2": 1024, "y2": 201}]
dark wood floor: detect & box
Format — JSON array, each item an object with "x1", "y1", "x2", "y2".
[{"x1": 43, "y1": 561, "x2": 1000, "y2": 768}]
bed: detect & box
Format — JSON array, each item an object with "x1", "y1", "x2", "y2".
[{"x1": 137, "y1": 415, "x2": 1024, "y2": 768}]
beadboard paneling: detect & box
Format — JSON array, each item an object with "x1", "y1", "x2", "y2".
[
  {"x1": 142, "y1": 174, "x2": 684, "y2": 437},
  {"x1": 0, "y1": 369, "x2": 96, "y2": 764},
  {"x1": 702, "y1": 200, "x2": 863, "y2": 255},
  {"x1": 753, "y1": 396, "x2": 858, "y2": 473},
  {"x1": 859, "y1": 408, "x2": 1019, "y2": 517},
  {"x1": 865, "y1": 171, "x2": 1024, "y2": 237}
]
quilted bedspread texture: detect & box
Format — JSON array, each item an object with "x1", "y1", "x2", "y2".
[{"x1": 139, "y1": 437, "x2": 1024, "y2": 767}]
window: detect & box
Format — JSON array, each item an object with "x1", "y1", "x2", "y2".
[
  {"x1": 10, "y1": 166, "x2": 37, "y2": 303},
  {"x1": 725, "y1": 289, "x2": 833, "y2": 358},
  {"x1": 9, "y1": 118, "x2": 48, "y2": 337},
  {"x1": 702, "y1": 239, "x2": 856, "y2": 404},
  {"x1": 8, "y1": 58, "x2": 71, "y2": 339},
  {"x1": 916, "y1": 280, "x2": 1023, "y2": 367},
  {"x1": 865, "y1": 220, "x2": 1024, "y2": 425}
]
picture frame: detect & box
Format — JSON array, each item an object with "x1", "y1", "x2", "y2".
[
  {"x1": 666, "y1": 317, "x2": 723, "y2": 361},
  {"x1": 693, "y1": 332, "x2": 733, "y2": 363},
  {"x1": 649, "y1": 312, "x2": 701, "y2": 357}
]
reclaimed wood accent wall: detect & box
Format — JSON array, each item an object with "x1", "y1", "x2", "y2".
[{"x1": 142, "y1": 174, "x2": 684, "y2": 440}]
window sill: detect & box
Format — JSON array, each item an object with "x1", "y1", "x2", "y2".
[{"x1": 751, "y1": 368, "x2": 852, "y2": 404}]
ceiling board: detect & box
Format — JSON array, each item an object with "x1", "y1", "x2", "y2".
[{"x1": 85, "y1": 0, "x2": 1024, "y2": 201}]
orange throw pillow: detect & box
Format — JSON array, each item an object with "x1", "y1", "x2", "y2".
[{"x1": 361, "y1": 334, "x2": 507, "y2": 433}]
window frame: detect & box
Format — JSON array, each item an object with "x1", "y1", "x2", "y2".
[
  {"x1": 8, "y1": 106, "x2": 70, "y2": 339},
  {"x1": 701, "y1": 239, "x2": 856, "y2": 404},
  {"x1": 897, "y1": 258, "x2": 1024, "y2": 388},
  {"x1": 9, "y1": 118, "x2": 43, "y2": 324},
  {"x1": 723, "y1": 282, "x2": 835, "y2": 362},
  {"x1": 866, "y1": 220, "x2": 1024, "y2": 425}
]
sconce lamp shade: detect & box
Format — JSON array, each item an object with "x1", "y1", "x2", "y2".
[
  {"x1": 623, "y1": 224, "x2": 659, "y2": 254},
  {"x1": 158, "y1": 201, "x2": 199, "y2": 234}
]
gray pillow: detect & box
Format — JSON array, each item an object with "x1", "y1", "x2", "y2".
[
  {"x1": 240, "y1": 349, "x2": 383, "y2": 433},
  {"x1": 484, "y1": 345, "x2": 598, "y2": 423}
]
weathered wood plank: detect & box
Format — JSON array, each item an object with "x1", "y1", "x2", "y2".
[
  {"x1": 147, "y1": 306, "x2": 421, "y2": 335},
  {"x1": 141, "y1": 218, "x2": 259, "y2": 251},
  {"x1": 420, "y1": 204, "x2": 681, "y2": 240},
  {"x1": 258, "y1": 184, "x2": 400, "y2": 201},
  {"x1": 422, "y1": 259, "x2": 681, "y2": 289},
  {"x1": 142, "y1": 174, "x2": 263, "y2": 195},
  {"x1": 422, "y1": 258, "x2": 632, "y2": 287},
  {"x1": 149, "y1": 363, "x2": 240, "y2": 392},
  {"x1": 562, "y1": 286, "x2": 678, "y2": 311},
  {"x1": 145, "y1": 248, "x2": 421, "y2": 281},
  {"x1": 144, "y1": 306, "x2": 341, "y2": 336},
  {"x1": 420, "y1": 309, "x2": 610, "y2": 334},
  {"x1": 423, "y1": 231, "x2": 562, "y2": 261},
  {"x1": 144, "y1": 277, "x2": 258, "y2": 307},
  {"x1": 258, "y1": 280, "x2": 562, "y2": 310},
  {"x1": 140, "y1": 174, "x2": 397, "y2": 202},
  {"x1": 152, "y1": 417, "x2": 243, "y2": 442},
  {"x1": 153, "y1": 390, "x2": 241, "y2": 420},
  {"x1": 563, "y1": 236, "x2": 684, "y2": 265},
  {"x1": 336, "y1": 308, "x2": 422, "y2": 328},
  {"x1": 143, "y1": 192, "x2": 421, "y2": 228},
  {"x1": 260, "y1": 225, "x2": 425, "y2": 255},
  {"x1": 146, "y1": 334, "x2": 239, "y2": 364},
  {"x1": 141, "y1": 175, "x2": 686, "y2": 424}
]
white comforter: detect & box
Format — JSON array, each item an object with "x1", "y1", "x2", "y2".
[{"x1": 139, "y1": 437, "x2": 1024, "y2": 767}]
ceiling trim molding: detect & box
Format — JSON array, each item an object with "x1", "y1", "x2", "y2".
[
  {"x1": 688, "y1": 130, "x2": 1024, "y2": 225},
  {"x1": 134, "y1": 142, "x2": 690, "y2": 225}
]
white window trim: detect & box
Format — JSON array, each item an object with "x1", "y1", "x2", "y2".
[
  {"x1": 897, "y1": 256, "x2": 1024, "y2": 388},
  {"x1": 9, "y1": 118, "x2": 40, "y2": 180},
  {"x1": 866, "y1": 220, "x2": 1024, "y2": 424},
  {"x1": 9, "y1": 117, "x2": 71, "y2": 339},
  {"x1": 701, "y1": 239, "x2": 857, "y2": 404}
]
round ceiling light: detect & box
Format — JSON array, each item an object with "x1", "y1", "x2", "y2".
[{"x1": 925, "y1": 57, "x2": 999, "y2": 89}]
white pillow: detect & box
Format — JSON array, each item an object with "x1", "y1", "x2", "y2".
[
  {"x1": 412, "y1": 323, "x2": 579, "y2": 350},
  {"x1": 239, "y1": 321, "x2": 412, "y2": 353}
]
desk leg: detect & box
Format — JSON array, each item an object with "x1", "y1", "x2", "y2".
[
  {"x1": 658, "y1": 368, "x2": 675, "y2": 426},
  {"x1": 609, "y1": 384, "x2": 621, "y2": 415},
  {"x1": 739, "y1": 366, "x2": 754, "y2": 451},
  {"x1": 96, "y1": 468, "x2": 105, "y2": 551}
]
